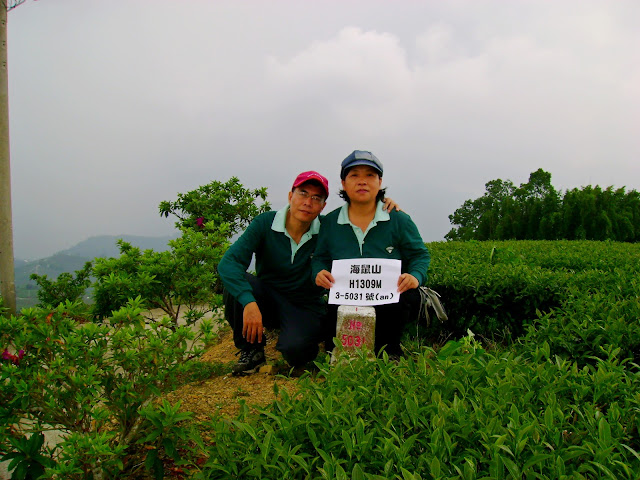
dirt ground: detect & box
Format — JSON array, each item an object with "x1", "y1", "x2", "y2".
[{"x1": 163, "y1": 327, "x2": 305, "y2": 421}]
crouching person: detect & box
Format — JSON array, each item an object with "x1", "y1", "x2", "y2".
[{"x1": 218, "y1": 171, "x2": 331, "y2": 374}]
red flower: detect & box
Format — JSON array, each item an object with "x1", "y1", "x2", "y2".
[
  {"x1": 196, "y1": 217, "x2": 205, "y2": 228},
  {"x1": 2, "y1": 348, "x2": 25, "y2": 365}
]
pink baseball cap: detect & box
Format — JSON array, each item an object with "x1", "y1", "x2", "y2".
[{"x1": 292, "y1": 171, "x2": 329, "y2": 197}]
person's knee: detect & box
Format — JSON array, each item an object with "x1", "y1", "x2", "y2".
[
  {"x1": 279, "y1": 343, "x2": 318, "y2": 367},
  {"x1": 222, "y1": 289, "x2": 237, "y2": 324}
]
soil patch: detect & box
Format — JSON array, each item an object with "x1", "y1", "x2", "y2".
[{"x1": 164, "y1": 328, "x2": 302, "y2": 420}]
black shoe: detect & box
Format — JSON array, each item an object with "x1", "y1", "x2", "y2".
[{"x1": 232, "y1": 348, "x2": 266, "y2": 375}]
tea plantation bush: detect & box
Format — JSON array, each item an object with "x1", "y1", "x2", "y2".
[
  {"x1": 425, "y1": 241, "x2": 640, "y2": 351},
  {"x1": 198, "y1": 342, "x2": 640, "y2": 479},
  {"x1": 196, "y1": 240, "x2": 640, "y2": 479}
]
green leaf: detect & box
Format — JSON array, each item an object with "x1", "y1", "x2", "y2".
[
  {"x1": 162, "y1": 437, "x2": 177, "y2": 459},
  {"x1": 351, "y1": 463, "x2": 365, "y2": 480},
  {"x1": 11, "y1": 461, "x2": 29, "y2": 480},
  {"x1": 341, "y1": 430, "x2": 353, "y2": 458},
  {"x1": 516, "y1": 437, "x2": 529, "y2": 455},
  {"x1": 589, "y1": 460, "x2": 617, "y2": 480},
  {"x1": 261, "y1": 430, "x2": 273, "y2": 461},
  {"x1": 25, "y1": 432, "x2": 45, "y2": 455},
  {"x1": 307, "y1": 425, "x2": 319, "y2": 447},
  {"x1": 437, "y1": 340, "x2": 462, "y2": 360},
  {"x1": 401, "y1": 467, "x2": 420, "y2": 480},
  {"x1": 336, "y1": 464, "x2": 347, "y2": 480},
  {"x1": 522, "y1": 453, "x2": 552, "y2": 471},
  {"x1": 145, "y1": 449, "x2": 163, "y2": 480},
  {"x1": 316, "y1": 448, "x2": 332, "y2": 465},
  {"x1": 501, "y1": 456, "x2": 521, "y2": 479},
  {"x1": 430, "y1": 457, "x2": 441, "y2": 477},
  {"x1": 405, "y1": 396, "x2": 418, "y2": 421},
  {"x1": 544, "y1": 406, "x2": 554, "y2": 429},
  {"x1": 620, "y1": 443, "x2": 640, "y2": 462},
  {"x1": 598, "y1": 417, "x2": 612, "y2": 447}
]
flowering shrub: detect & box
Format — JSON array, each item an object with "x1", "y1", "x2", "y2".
[
  {"x1": 1, "y1": 177, "x2": 271, "y2": 478},
  {"x1": 0, "y1": 299, "x2": 218, "y2": 479},
  {"x1": 1, "y1": 347, "x2": 24, "y2": 365},
  {"x1": 158, "y1": 176, "x2": 269, "y2": 236},
  {"x1": 91, "y1": 177, "x2": 270, "y2": 324}
]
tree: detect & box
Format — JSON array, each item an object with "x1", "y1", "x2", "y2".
[
  {"x1": 30, "y1": 261, "x2": 93, "y2": 308},
  {"x1": 513, "y1": 169, "x2": 560, "y2": 240},
  {"x1": 92, "y1": 177, "x2": 270, "y2": 323},
  {"x1": 447, "y1": 169, "x2": 639, "y2": 242},
  {"x1": 91, "y1": 231, "x2": 226, "y2": 324},
  {"x1": 158, "y1": 176, "x2": 270, "y2": 236},
  {"x1": 446, "y1": 178, "x2": 515, "y2": 241}
]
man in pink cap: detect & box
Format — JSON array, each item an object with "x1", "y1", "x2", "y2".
[{"x1": 218, "y1": 171, "x2": 332, "y2": 374}]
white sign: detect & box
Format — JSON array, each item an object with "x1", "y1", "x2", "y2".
[{"x1": 329, "y1": 258, "x2": 401, "y2": 306}]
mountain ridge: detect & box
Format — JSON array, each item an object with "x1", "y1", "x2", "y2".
[{"x1": 14, "y1": 234, "x2": 179, "y2": 309}]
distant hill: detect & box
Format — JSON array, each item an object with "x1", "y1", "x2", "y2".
[
  {"x1": 15, "y1": 253, "x2": 93, "y2": 287},
  {"x1": 14, "y1": 234, "x2": 178, "y2": 309},
  {"x1": 14, "y1": 258, "x2": 28, "y2": 269},
  {"x1": 57, "y1": 234, "x2": 179, "y2": 259}
]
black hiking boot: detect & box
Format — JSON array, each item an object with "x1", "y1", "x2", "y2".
[{"x1": 232, "y1": 348, "x2": 266, "y2": 375}]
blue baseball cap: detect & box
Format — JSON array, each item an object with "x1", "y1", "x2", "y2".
[{"x1": 340, "y1": 150, "x2": 383, "y2": 179}]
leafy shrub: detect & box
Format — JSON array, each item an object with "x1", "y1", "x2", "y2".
[
  {"x1": 525, "y1": 275, "x2": 640, "y2": 366},
  {"x1": 197, "y1": 338, "x2": 640, "y2": 479},
  {"x1": 1, "y1": 432, "x2": 54, "y2": 480},
  {"x1": 29, "y1": 261, "x2": 93, "y2": 308},
  {"x1": 424, "y1": 241, "x2": 640, "y2": 346},
  {"x1": 0, "y1": 299, "x2": 218, "y2": 479},
  {"x1": 158, "y1": 176, "x2": 270, "y2": 237},
  {"x1": 92, "y1": 229, "x2": 226, "y2": 323}
]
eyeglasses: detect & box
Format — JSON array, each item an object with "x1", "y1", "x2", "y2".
[{"x1": 294, "y1": 189, "x2": 325, "y2": 205}]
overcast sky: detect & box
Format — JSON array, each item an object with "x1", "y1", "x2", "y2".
[{"x1": 7, "y1": 0, "x2": 640, "y2": 260}]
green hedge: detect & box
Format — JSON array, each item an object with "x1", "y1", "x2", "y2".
[
  {"x1": 198, "y1": 344, "x2": 640, "y2": 479},
  {"x1": 424, "y1": 241, "x2": 640, "y2": 351},
  {"x1": 196, "y1": 240, "x2": 640, "y2": 478}
]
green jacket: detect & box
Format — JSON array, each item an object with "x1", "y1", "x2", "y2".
[
  {"x1": 311, "y1": 203, "x2": 430, "y2": 285},
  {"x1": 218, "y1": 208, "x2": 325, "y2": 310}
]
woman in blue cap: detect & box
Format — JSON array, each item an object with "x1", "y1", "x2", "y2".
[{"x1": 312, "y1": 150, "x2": 430, "y2": 357}]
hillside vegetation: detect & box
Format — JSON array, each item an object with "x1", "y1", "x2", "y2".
[{"x1": 3, "y1": 239, "x2": 639, "y2": 479}]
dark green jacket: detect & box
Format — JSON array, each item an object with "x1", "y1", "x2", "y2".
[
  {"x1": 311, "y1": 204, "x2": 430, "y2": 285},
  {"x1": 218, "y1": 210, "x2": 325, "y2": 310}
]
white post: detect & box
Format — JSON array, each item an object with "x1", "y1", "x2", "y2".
[{"x1": 334, "y1": 305, "x2": 376, "y2": 361}]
